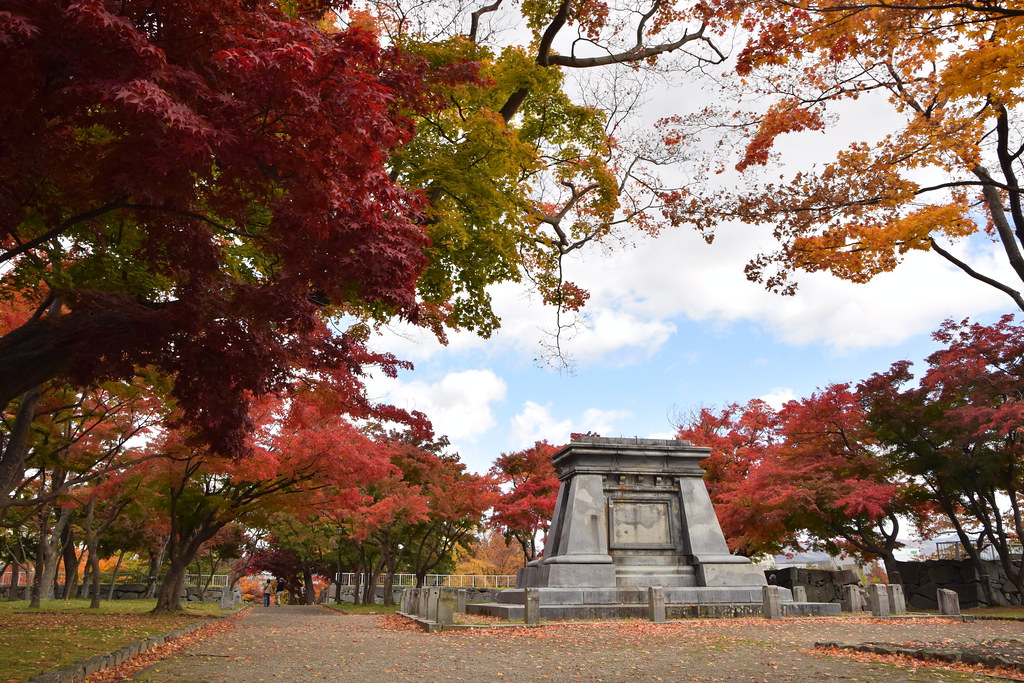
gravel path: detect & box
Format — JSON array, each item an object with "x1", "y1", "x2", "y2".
[{"x1": 132, "y1": 605, "x2": 1024, "y2": 682}]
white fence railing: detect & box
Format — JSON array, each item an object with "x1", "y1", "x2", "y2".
[
  {"x1": 336, "y1": 572, "x2": 516, "y2": 589},
  {"x1": 934, "y1": 541, "x2": 1022, "y2": 561}
]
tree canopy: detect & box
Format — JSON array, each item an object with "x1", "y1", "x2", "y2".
[{"x1": 662, "y1": 0, "x2": 1024, "y2": 308}]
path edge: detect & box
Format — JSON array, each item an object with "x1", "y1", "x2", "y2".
[{"x1": 25, "y1": 605, "x2": 251, "y2": 683}]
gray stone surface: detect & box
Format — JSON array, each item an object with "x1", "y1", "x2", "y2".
[
  {"x1": 887, "y1": 584, "x2": 907, "y2": 615},
  {"x1": 842, "y1": 585, "x2": 866, "y2": 612},
  {"x1": 525, "y1": 588, "x2": 541, "y2": 624},
  {"x1": 648, "y1": 586, "x2": 666, "y2": 623},
  {"x1": 792, "y1": 585, "x2": 807, "y2": 603},
  {"x1": 938, "y1": 588, "x2": 961, "y2": 616},
  {"x1": 869, "y1": 584, "x2": 891, "y2": 617},
  {"x1": 521, "y1": 437, "x2": 765, "y2": 593},
  {"x1": 763, "y1": 586, "x2": 782, "y2": 620}
]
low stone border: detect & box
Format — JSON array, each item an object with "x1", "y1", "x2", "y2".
[
  {"x1": 25, "y1": 605, "x2": 250, "y2": 683},
  {"x1": 815, "y1": 636, "x2": 1023, "y2": 674}
]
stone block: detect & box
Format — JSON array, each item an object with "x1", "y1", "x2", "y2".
[
  {"x1": 886, "y1": 584, "x2": 907, "y2": 615},
  {"x1": 417, "y1": 588, "x2": 429, "y2": 617},
  {"x1": 841, "y1": 585, "x2": 865, "y2": 612},
  {"x1": 648, "y1": 586, "x2": 666, "y2": 623},
  {"x1": 524, "y1": 588, "x2": 541, "y2": 625},
  {"x1": 762, "y1": 586, "x2": 782, "y2": 620},
  {"x1": 869, "y1": 584, "x2": 890, "y2": 617},
  {"x1": 938, "y1": 588, "x2": 961, "y2": 616},
  {"x1": 426, "y1": 587, "x2": 440, "y2": 622},
  {"x1": 457, "y1": 589, "x2": 468, "y2": 612},
  {"x1": 437, "y1": 588, "x2": 456, "y2": 626},
  {"x1": 791, "y1": 586, "x2": 807, "y2": 602}
]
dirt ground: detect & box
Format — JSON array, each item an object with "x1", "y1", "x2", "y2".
[{"x1": 129, "y1": 605, "x2": 1024, "y2": 682}]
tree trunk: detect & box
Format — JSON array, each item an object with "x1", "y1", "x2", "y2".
[
  {"x1": 8, "y1": 562, "x2": 19, "y2": 601},
  {"x1": 88, "y1": 542, "x2": 103, "y2": 608},
  {"x1": 881, "y1": 553, "x2": 902, "y2": 586},
  {"x1": 154, "y1": 555, "x2": 190, "y2": 613},
  {"x1": 152, "y1": 525, "x2": 223, "y2": 613},
  {"x1": 61, "y1": 527, "x2": 79, "y2": 600},
  {"x1": 144, "y1": 537, "x2": 168, "y2": 599},
  {"x1": 0, "y1": 386, "x2": 42, "y2": 508},
  {"x1": 302, "y1": 564, "x2": 315, "y2": 605},
  {"x1": 36, "y1": 505, "x2": 73, "y2": 603},
  {"x1": 105, "y1": 548, "x2": 125, "y2": 601}
]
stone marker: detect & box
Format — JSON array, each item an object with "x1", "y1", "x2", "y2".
[
  {"x1": 457, "y1": 588, "x2": 468, "y2": 613},
  {"x1": 886, "y1": 584, "x2": 907, "y2": 615},
  {"x1": 841, "y1": 584, "x2": 864, "y2": 612},
  {"x1": 648, "y1": 586, "x2": 666, "y2": 623},
  {"x1": 427, "y1": 587, "x2": 440, "y2": 622},
  {"x1": 524, "y1": 588, "x2": 541, "y2": 625},
  {"x1": 869, "y1": 584, "x2": 890, "y2": 617},
  {"x1": 791, "y1": 585, "x2": 807, "y2": 603},
  {"x1": 762, "y1": 585, "x2": 782, "y2": 620},
  {"x1": 219, "y1": 588, "x2": 234, "y2": 609},
  {"x1": 437, "y1": 588, "x2": 456, "y2": 626},
  {"x1": 937, "y1": 588, "x2": 961, "y2": 616},
  {"x1": 417, "y1": 587, "x2": 429, "y2": 617}
]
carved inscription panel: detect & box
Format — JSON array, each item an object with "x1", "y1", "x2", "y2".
[{"x1": 609, "y1": 500, "x2": 673, "y2": 548}]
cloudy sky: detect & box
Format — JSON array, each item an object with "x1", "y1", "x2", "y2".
[
  {"x1": 359, "y1": 31, "x2": 1016, "y2": 475},
  {"x1": 364, "y1": 214, "x2": 1013, "y2": 474}
]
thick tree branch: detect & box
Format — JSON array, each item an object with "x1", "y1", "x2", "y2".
[
  {"x1": 928, "y1": 235, "x2": 1024, "y2": 312},
  {"x1": 1, "y1": 197, "x2": 130, "y2": 265},
  {"x1": 548, "y1": 25, "x2": 717, "y2": 68},
  {"x1": 469, "y1": 0, "x2": 503, "y2": 44}
]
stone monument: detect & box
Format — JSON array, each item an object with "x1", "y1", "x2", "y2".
[{"x1": 469, "y1": 437, "x2": 838, "y2": 619}]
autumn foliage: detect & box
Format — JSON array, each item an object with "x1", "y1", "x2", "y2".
[
  {"x1": 489, "y1": 441, "x2": 561, "y2": 563},
  {"x1": 0, "y1": 0, "x2": 448, "y2": 456},
  {"x1": 663, "y1": 0, "x2": 1024, "y2": 309}
]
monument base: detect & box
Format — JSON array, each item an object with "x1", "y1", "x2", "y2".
[{"x1": 466, "y1": 586, "x2": 840, "y2": 620}]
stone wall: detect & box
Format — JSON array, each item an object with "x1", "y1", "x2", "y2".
[
  {"x1": 335, "y1": 585, "x2": 503, "y2": 605},
  {"x1": 895, "y1": 559, "x2": 1021, "y2": 609},
  {"x1": 764, "y1": 567, "x2": 861, "y2": 604}
]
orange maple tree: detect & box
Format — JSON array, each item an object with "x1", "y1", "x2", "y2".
[{"x1": 662, "y1": 1, "x2": 1024, "y2": 307}]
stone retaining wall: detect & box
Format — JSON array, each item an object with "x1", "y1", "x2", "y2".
[
  {"x1": 764, "y1": 567, "x2": 862, "y2": 604},
  {"x1": 895, "y1": 559, "x2": 1021, "y2": 609}
]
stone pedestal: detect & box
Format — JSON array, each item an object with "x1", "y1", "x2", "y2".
[
  {"x1": 869, "y1": 584, "x2": 890, "y2": 617},
  {"x1": 938, "y1": 588, "x2": 961, "y2": 616},
  {"x1": 648, "y1": 586, "x2": 666, "y2": 623},
  {"x1": 763, "y1": 586, "x2": 782, "y2": 620},
  {"x1": 887, "y1": 584, "x2": 906, "y2": 615},
  {"x1": 465, "y1": 438, "x2": 843, "y2": 621},
  {"x1": 520, "y1": 437, "x2": 765, "y2": 591},
  {"x1": 841, "y1": 585, "x2": 865, "y2": 612}
]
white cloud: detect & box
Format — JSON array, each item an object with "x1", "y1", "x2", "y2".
[
  {"x1": 508, "y1": 401, "x2": 633, "y2": 449},
  {"x1": 759, "y1": 387, "x2": 796, "y2": 411},
  {"x1": 368, "y1": 369, "x2": 507, "y2": 443},
  {"x1": 568, "y1": 220, "x2": 1012, "y2": 356}
]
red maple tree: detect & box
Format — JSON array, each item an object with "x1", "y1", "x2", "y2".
[
  {"x1": 0, "y1": 0, "x2": 461, "y2": 458},
  {"x1": 488, "y1": 441, "x2": 561, "y2": 564}
]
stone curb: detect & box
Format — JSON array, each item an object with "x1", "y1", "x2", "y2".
[
  {"x1": 815, "y1": 639, "x2": 1021, "y2": 674},
  {"x1": 25, "y1": 605, "x2": 251, "y2": 683}
]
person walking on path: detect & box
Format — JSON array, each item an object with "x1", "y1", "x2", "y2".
[
  {"x1": 276, "y1": 578, "x2": 286, "y2": 605},
  {"x1": 261, "y1": 578, "x2": 274, "y2": 607}
]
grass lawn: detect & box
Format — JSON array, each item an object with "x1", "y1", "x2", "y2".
[{"x1": 0, "y1": 599, "x2": 241, "y2": 682}]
